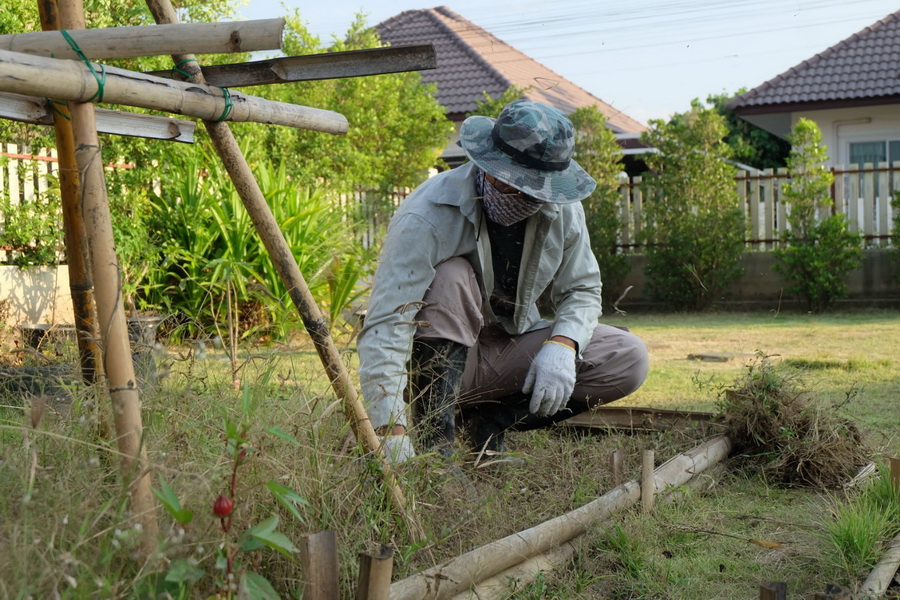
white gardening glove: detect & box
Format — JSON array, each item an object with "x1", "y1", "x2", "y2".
[
  {"x1": 523, "y1": 340, "x2": 577, "y2": 417},
  {"x1": 380, "y1": 435, "x2": 416, "y2": 465}
]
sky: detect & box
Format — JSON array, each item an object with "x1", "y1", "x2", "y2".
[{"x1": 238, "y1": 0, "x2": 899, "y2": 126}]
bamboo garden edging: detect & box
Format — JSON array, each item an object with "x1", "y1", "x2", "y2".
[
  {"x1": 0, "y1": 48, "x2": 349, "y2": 134},
  {"x1": 389, "y1": 436, "x2": 733, "y2": 600},
  {"x1": 0, "y1": 18, "x2": 285, "y2": 59},
  {"x1": 859, "y1": 531, "x2": 900, "y2": 599}
]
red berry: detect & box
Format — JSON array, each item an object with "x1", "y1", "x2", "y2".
[{"x1": 213, "y1": 494, "x2": 234, "y2": 517}]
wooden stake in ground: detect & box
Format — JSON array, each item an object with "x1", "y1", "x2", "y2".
[
  {"x1": 56, "y1": 0, "x2": 158, "y2": 556},
  {"x1": 609, "y1": 448, "x2": 624, "y2": 486},
  {"x1": 37, "y1": 0, "x2": 99, "y2": 386},
  {"x1": 355, "y1": 545, "x2": 394, "y2": 600},
  {"x1": 641, "y1": 449, "x2": 655, "y2": 513},
  {"x1": 300, "y1": 531, "x2": 340, "y2": 600},
  {"x1": 143, "y1": 0, "x2": 423, "y2": 540}
]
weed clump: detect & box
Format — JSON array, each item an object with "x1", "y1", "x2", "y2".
[{"x1": 717, "y1": 354, "x2": 868, "y2": 488}]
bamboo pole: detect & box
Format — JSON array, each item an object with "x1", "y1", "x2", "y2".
[
  {"x1": 0, "y1": 18, "x2": 285, "y2": 59},
  {"x1": 56, "y1": 0, "x2": 158, "y2": 557},
  {"x1": 143, "y1": 0, "x2": 421, "y2": 540},
  {"x1": 859, "y1": 532, "x2": 900, "y2": 599},
  {"x1": 609, "y1": 448, "x2": 623, "y2": 486},
  {"x1": 390, "y1": 436, "x2": 732, "y2": 600},
  {"x1": 37, "y1": 0, "x2": 100, "y2": 386},
  {"x1": 0, "y1": 92, "x2": 196, "y2": 142},
  {"x1": 0, "y1": 49, "x2": 348, "y2": 134},
  {"x1": 446, "y1": 541, "x2": 577, "y2": 600},
  {"x1": 641, "y1": 449, "x2": 655, "y2": 514},
  {"x1": 356, "y1": 545, "x2": 394, "y2": 600},
  {"x1": 300, "y1": 531, "x2": 340, "y2": 600}
]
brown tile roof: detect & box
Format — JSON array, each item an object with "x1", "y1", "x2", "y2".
[
  {"x1": 376, "y1": 6, "x2": 646, "y2": 133},
  {"x1": 728, "y1": 8, "x2": 900, "y2": 113}
]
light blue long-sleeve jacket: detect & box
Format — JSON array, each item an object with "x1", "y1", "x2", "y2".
[{"x1": 357, "y1": 162, "x2": 602, "y2": 429}]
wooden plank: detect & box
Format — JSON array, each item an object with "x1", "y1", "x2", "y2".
[
  {"x1": 763, "y1": 168, "x2": 775, "y2": 248},
  {"x1": 150, "y1": 44, "x2": 438, "y2": 87},
  {"x1": 0, "y1": 49, "x2": 348, "y2": 134},
  {"x1": 563, "y1": 406, "x2": 717, "y2": 433},
  {"x1": 619, "y1": 182, "x2": 631, "y2": 247},
  {"x1": 749, "y1": 171, "x2": 761, "y2": 249},
  {"x1": 863, "y1": 162, "x2": 876, "y2": 241},
  {"x1": 775, "y1": 168, "x2": 788, "y2": 242},
  {"x1": 0, "y1": 92, "x2": 195, "y2": 142},
  {"x1": 877, "y1": 161, "x2": 890, "y2": 244},
  {"x1": 632, "y1": 175, "x2": 643, "y2": 241},
  {"x1": 641, "y1": 450, "x2": 655, "y2": 514},
  {"x1": 848, "y1": 164, "x2": 861, "y2": 234},
  {"x1": 0, "y1": 18, "x2": 285, "y2": 59}
]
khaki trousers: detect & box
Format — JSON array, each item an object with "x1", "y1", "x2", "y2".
[{"x1": 414, "y1": 257, "x2": 650, "y2": 429}]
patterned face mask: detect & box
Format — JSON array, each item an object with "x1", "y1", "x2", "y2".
[{"x1": 477, "y1": 170, "x2": 544, "y2": 226}]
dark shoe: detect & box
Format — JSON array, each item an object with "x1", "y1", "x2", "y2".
[{"x1": 410, "y1": 338, "x2": 467, "y2": 458}]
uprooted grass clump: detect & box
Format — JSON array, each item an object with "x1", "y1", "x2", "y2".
[{"x1": 716, "y1": 354, "x2": 868, "y2": 488}]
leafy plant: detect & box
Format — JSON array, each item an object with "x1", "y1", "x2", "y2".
[
  {"x1": 773, "y1": 119, "x2": 862, "y2": 313},
  {"x1": 0, "y1": 176, "x2": 62, "y2": 268},
  {"x1": 639, "y1": 102, "x2": 746, "y2": 310},
  {"x1": 820, "y1": 464, "x2": 900, "y2": 579},
  {"x1": 570, "y1": 105, "x2": 631, "y2": 311}
]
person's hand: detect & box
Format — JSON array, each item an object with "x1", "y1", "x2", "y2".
[
  {"x1": 523, "y1": 339, "x2": 577, "y2": 417},
  {"x1": 380, "y1": 435, "x2": 416, "y2": 464}
]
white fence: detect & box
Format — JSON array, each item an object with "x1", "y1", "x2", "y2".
[
  {"x1": 2, "y1": 142, "x2": 897, "y2": 264},
  {"x1": 617, "y1": 162, "x2": 899, "y2": 251}
]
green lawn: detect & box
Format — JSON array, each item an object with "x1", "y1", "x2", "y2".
[{"x1": 0, "y1": 310, "x2": 897, "y2": 598}]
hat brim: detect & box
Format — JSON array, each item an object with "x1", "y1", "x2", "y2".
[{"x1": 458, "y1": 115, "x2": 596, "y2": 204}]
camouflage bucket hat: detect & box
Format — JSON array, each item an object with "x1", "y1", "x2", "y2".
[{"x1": 459, "y1": 99, "x2": 596, "y2": 204}]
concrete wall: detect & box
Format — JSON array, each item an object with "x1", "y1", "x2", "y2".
[
  {"x1": 0, "y1": 265, "x2": 74, "y2": 326},
  {"x1": 616, "y1": 248, "x2": 900, "y2": 311},
  {"x1": 793, "y1": 105, "x2": 900, "y2": 167}
]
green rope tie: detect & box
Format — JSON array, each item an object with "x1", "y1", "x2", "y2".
[
  {"x1": 216, "y1": 87, "x2": 233, "y2": 122},
  {"x1": 48, "y1": 99, "x2": 71, "y2": 121},
  {"x1": 172, "y1": 58, "x2": 198, "y2": 80},
  {"x1": 59, "y1": 29, "x2": 106, "y2": 103}
]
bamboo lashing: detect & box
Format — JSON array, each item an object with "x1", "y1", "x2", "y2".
[{"x1": 0, "y1": 48, "x2": 348, "y2": 133}]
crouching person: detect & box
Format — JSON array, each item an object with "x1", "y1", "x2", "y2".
[{"x1": 357, "y1": 100, "x2": 649, "y2": 463}]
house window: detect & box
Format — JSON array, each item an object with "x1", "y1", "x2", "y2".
[{"x1": 849, "y1": 140, "x2": 900, "y2": 165}]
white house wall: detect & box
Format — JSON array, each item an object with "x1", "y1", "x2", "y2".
[{"x1": 793, "y1": 105, "x2": 900, "y2": 167}]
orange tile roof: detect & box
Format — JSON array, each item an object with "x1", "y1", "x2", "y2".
[{"x1": 377, "y1": 6, "x2": 646, "y2": 133}]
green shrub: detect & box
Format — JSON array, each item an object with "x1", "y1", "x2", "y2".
[
  {"x1": 569, "y1": 106, "x2": 631, "y2": 311},
  {"x1": 773, "y1": 119, "x2": 862, "y2": 313},
  {"x1": 639, "y1": 103, "x2": 746, "y2": 310}
]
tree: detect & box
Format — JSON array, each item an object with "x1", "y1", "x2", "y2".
[
  {"x1": 568, "y1": 106, "x2": 630, "y2": 311},
  {"x1": 639, "y1": 101, "x2": 746, "y2": 310},
  {"x1": 705, "y1": 90, "x2": 790, "y2": 170},
  {"x1": 239, "y1": 12, "x2": 452, "y2": 193},
  {"x1": 773, "y1": 119, "x2": 862, "y2": 313}
]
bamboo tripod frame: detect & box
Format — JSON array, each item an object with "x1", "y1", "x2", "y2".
[{"x1": 9, "y1": 0, "x2": 423, "y2": 556}]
